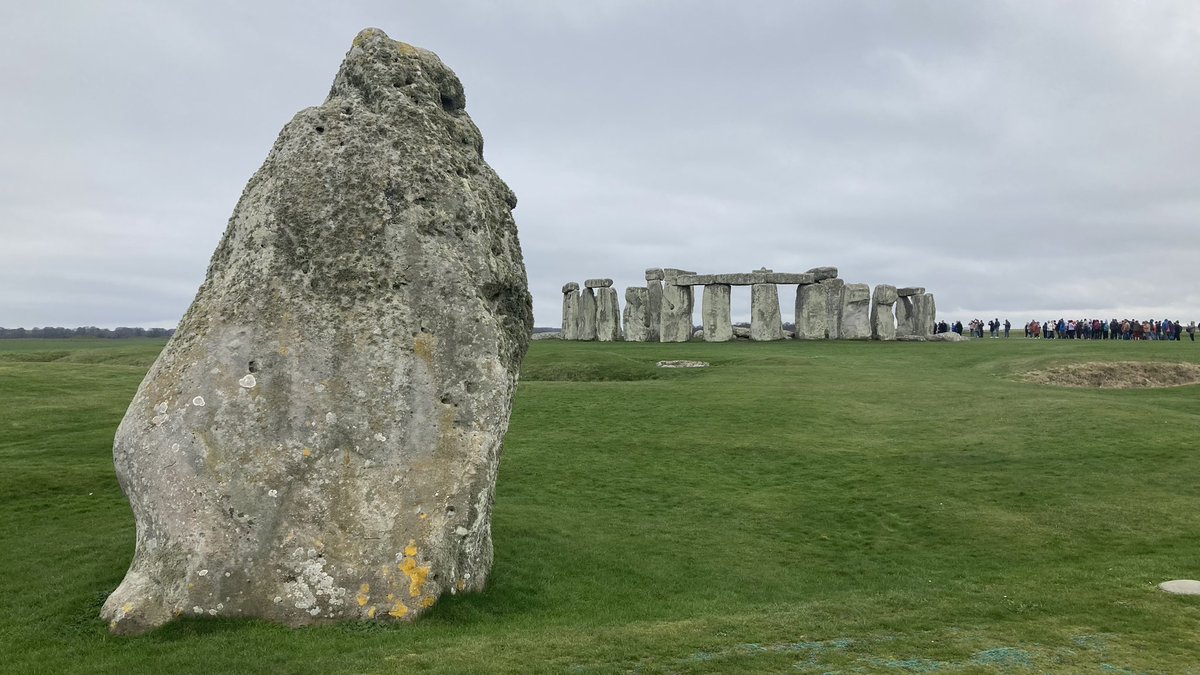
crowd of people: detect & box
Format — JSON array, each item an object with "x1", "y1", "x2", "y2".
[{"x1": 934, "y1": 318, "x2": 1197, "y2": 341}]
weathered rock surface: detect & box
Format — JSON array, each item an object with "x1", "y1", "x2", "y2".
[
  {"x1": 894, "y1": 294, "x2": 916, "y2": 337},
  {"x1": 659, "y1": 278, "x2": 695, "y2": 342},
  {"x1": 914, "y1": 293, "x2": 936, "y2": 337},
  {"x1": 531, "y1": 331, "x2": 561, "y2": 340},
  {"x1": 579, "y1": 287, "x2": 597, "y2": 340},
  {"x1": 821, "y1": 278, "x2": 845, "y2": 340},
  {"x1": 750, "y1": 283, "x2": 785, "y2": 341},
  {"x1": 794, "y1": 282, "x2": 828, "y2": 339},
  {"x1": 702, "y1": 284, "x2": 733, "y2": 342},
  {"x1": 673, "y1": 272, "x2": 815, "y2": 286},
  {"x1": 644, "y1": 268, "x2": 664, "y2": 282},
  {"x1": 870, "y1": 284, "x2": 898, "y2": 341},
  {"x1": 101, "y1": 28, "x2": 532, "y2": 635},
  {"x1": 930, "y1": 331, "x2": 969, "y2": 342},
  {"x1": 584, "y1": 278, "x2": 613, "y2": 289},
  {"x1": 897, "y1": 286, "x2": 925, "y2": 297},
  {"x1": 732, "y1": 326, "x2": 751, "y2": 339},
  {"x1": 561, "y1": 284, "x2": 580, "y2": 340},
  {"x1": 595, "y1": 286, "x2": 621, "y2": 341},
  {"x1": 839, "y1": 283, "x2": 871, "y2": 340},
  {"x1": 805, "y1": 266, "x2": 839, "y2": 281},
  {"x1": 622, "y1": 287, "x2": 650, "y2": 342},
  {"x1": 646, "y1": 279, "x2": 662, "y2": 342}
]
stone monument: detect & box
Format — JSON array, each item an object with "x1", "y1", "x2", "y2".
[{"x1": 101, "y1": 28, "x2": 531, "y2": 634}]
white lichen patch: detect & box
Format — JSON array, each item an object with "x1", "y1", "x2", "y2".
[
  {"x1": 326, "y1": 412, "x2": 338, "y2": 424},
  {"x1": 283, "y1": 553, "x2": 348, "y2": 611},
  {"x1": 197, "y1": 569, "x2": 209, "y2": 577},
  {"x1": 192, "y1": 396, "x2": 206, "y2": 406},
  {"x1": 154, "y1": 402, "x2": 169, "y2": 414},
  {"x1": 238, "y1": 374, "x2": 257, "y2": 388},
  {"x1": 374, "y1": 432, "x2": 387, "y2": 442},
  {"x1": 268, "y1": 489, "x2": 278, "y2": 498}
]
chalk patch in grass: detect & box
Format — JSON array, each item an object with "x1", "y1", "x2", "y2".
[{"x1": 1159, "y1": 579, "x2": 1200, "y2": 595}]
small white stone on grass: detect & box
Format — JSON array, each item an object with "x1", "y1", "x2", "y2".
[
  {"x1": 656, "y1": 360, "x2": 709, "y2": 368},
  {"x1": 1159, "y1": 579, "x2": 1200, "y2": 595}
]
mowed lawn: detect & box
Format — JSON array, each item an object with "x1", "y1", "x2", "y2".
[{"x1": 1, "y1": 336, "x2": 1199, "y2": 673}]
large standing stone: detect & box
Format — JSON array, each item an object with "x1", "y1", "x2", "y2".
[
  {"x1": 579, "y1": 287, "x2": 597, "y2": 340},
  {"x1": 645, "y1": 269, "x2": 663, "y2": 342},
  {"x1": 839, "y1": 283, "x2": 871, "y2": 340},
  {"x1": 913, "y1": 292, "x2": 936, "y2": 337},
  {"x1": 702, "y1": 284, "x2": 733, "y2": 342},
  {"x1": 562, "y1": 282, "x2": 580, "y2": 340},
  {"x1": 794, "y1": 283, "x2": 828, "y2": 340},
  {"x1": 822, "y1": 278, "x2": 845, "y2": 340},
  {"x1": 894, "y1": 293, "x2": 916, "y2": 338},
  {"x1": 101, "y1": 28, "x2": 532, "y2": 635},
  {"x1": 622, "y1": 287, "x2": 650, "y2": 342},
  {"x1": 660, "y1": 275, "x2": 695, "y2": 342},
  {"x1": 595, "y1": 286, "x2": 621, "y2": 341},
  {"x1": 750, "y1": 283, "x2": 785, "y2": 341},
  {"x1": 870, "y1": 284, "x2": 898, "y2": 341}
]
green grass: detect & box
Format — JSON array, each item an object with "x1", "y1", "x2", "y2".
[{"x1": 2, "y1": 336, "x2": 1200, "y2": 673}]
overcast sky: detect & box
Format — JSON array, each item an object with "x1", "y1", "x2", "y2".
[{"x1": 3, "y1": 1, "x2": 1199, "y2": 329}]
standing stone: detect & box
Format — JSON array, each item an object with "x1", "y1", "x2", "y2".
[
  {"x1": 794, "y1": 283, "x2": 828, "y2": 340},
  {"x1": 822, "y1": 278, "x2": 845, "y2": 340},
  {"x1": 659, "y1": 274, "x2": 695, "y2": 342},
  {"x1": 645, "y1": 269, "x2": 663, "y2": 342},
  {"x1": 840, "y1": 283, "x2": 871, "y2": 340},
  {"x1": 101, "y1": 28, "x2": 532, "y2": 635},
  {"x1": 579, "y1": 287, "x2": 597, "y2": 340},
  {"x1": 870, "y1": 284, "x2": 898, "y2": 341},
  {"x1": 623, "y1": 287, "x2": 650, "y2": 342},
  {"x1": 913, "y1": 293, "x2": 936, "y2": 337},
  {"x1": 562, "y1": 282, "x2": 580, "y2": 340},
  {"x1": 702, "y1": 284, "x2": 733, "y2": 342},
  {"x1": 894, "y1": 293, "x2": 916, "y2": 338},
  {"x1": 595, "y1": 286, "x2": 621, "y2": 341},
  {"x1": 750, "y1": 283, "x2": 785, "y2": 341}
]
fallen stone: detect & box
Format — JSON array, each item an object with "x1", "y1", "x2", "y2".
[
  {"x1": 732, "y1": 326, "x2": 751, "y2": 339},
  {"x1": 692, "y1": 328, "x2": 705, "y2": 339},
  {"x1": 930, "y1": 332, "x2": 970, "y2": 342},
  {"x1": 622, "y1": 287, "x2": 650, "y2": 342},
  {"x1": 897, "y1": 286, "x2": 925, "y2": 297},
  {"x1": 1159, "y1": 580, "x2": 1200, "y2": 595},
  {"x1": 896, "y1": 335, "x2": 927, "y2": 342},
  {"x1": 656, "y1": 360, "x2": 709, "y2": 368},
  {"x1": 532, "y1": 331, "x2": 561, "y2": 340},
  {"x1": 595, "y1": 286, "x2": 621, "y2": 341},
  {"x1": 584, "y1": 278, "x2": 613, "y2": 289},
  {"x1": 101, "y1": 27, "x2": 532, "y2": 635}
]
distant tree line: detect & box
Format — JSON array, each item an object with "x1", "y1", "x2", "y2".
[{"x1": 0, "y1": 326, "x2": 175, "y2": 339}]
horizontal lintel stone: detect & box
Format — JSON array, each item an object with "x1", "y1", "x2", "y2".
[
  {"x1": 672, "y1": 272, "x2": 816, "y2": 286},
  {"x1": 584, "y1": 278, "x2": 613, "y2": 288},
  {"x1": 896, "y1": 286, "x2": 925, "y2": 297},
  {"x1": 562, "y1": 282, "x2": 579, "y2": 293}
]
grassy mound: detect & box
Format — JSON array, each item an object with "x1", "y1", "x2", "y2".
[
  {"x1": 2, "y1": 336, "x2": 1199, "y2": 673},
  {"x1": 1023, "y1": 360, "x2": 1200, "y2": 388}
]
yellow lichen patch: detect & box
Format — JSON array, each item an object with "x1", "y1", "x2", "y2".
[
  {"x1": 418, "y1": 512, "x2": 428, "y2": 520},
  {"x1": 421, "y1": 595, "x2": 436, "y2": 608},
  {"x1": 398, "y1": 541, "x2": 431, "y2": 597},
  {"x1": 356, "y1": 584, "x2": 370, "y2": 607},
  {"x1": 121, "y1": 603, "x2": 134, "y2": 613},
  {"x1": 388, "y1": 602, "x2": 409, "y2": 618},
  {"x1": 278, "y1": 345, "x2": 289, "y2": 356},
  {"x1": 395, "y1": 42, "x2": 418, "y2": 57},
  {"x1": 366, "y1": 606, "x2": 377, "y2": 619},
  {"x1": 413, "y1": 332, "x2": 436, "y2": 363},
  {"x1": 302, "y1": 447, "x2": 312, "y2": 458},
  {"x1": 457, "y1": 578, "x2": 466, "y2": 592}
]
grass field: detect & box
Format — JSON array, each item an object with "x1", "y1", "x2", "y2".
[{"x1": 1, "y1": 336, "x2": 1199, "y2": 673}]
